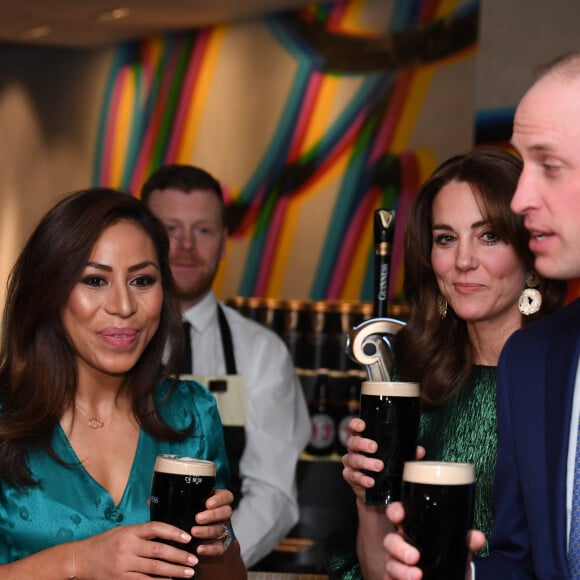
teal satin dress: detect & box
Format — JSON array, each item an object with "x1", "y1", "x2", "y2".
[{"x1": 0, "y1": 379, "x2": 229, "y2": 564}]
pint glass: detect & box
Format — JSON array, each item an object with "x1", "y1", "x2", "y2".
[
  {"x1": 150, "y1": 454, "x2": 216, "y2": 553},
  {"x1": 359, "y1": 381, "x2": 420, "y2": 505},
  {"x1": 401, "y1": 461, "x2": 475, "y2": 580}
]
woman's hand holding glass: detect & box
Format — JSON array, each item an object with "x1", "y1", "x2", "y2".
[
  {"x1": 341, "y1": 417, "x2": 384, "y2": 502},
  {"x1": 342, "y1": 417, "x2": 427, "y2": 503},
  {"x1": 191, "y1": 488, "x2": 234, "y2": 556},
  {"x1": 72, "y1": 522, "x2": 198, "y2": 579},
  {"x1": 70, "y1": 488, "x2": 235, "y2": 578}
]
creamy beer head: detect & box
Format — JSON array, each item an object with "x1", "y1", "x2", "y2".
[
  {"x1": 403, "y1": 461, "x2": 475, "y2": 485},
  {"x1": 153, "y1": 454, "x2": 216, "y2": 477},
  {"x1": 361, "y1": 381, "x2": 420, "y2": 397}
]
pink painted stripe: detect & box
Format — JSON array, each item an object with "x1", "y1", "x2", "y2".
[
  {"x1": 254, "y1": 196, "x2": 289, "y2": 295},
  {"x1": 391, "y1": 150, "x2": 420, "y2": 300},
  {"x1": 327, "y1": 2, "x2": 348, "y2": 30},
  {"x1": 165, "y1": 30, "x2": 210, "y2": 161},
  {"x1": 288, "y1": 71, "x2": 323, "y2": 162},
  {"x1": 291, "y1": 109, "x2": 367, "y2": 198},
  {"x1": 327, "y1": 187, "x2": 379, "y2": 298},
  {"x1": 418, "y1": 0, "x2": 441, "y2": 23},
  {"x1": 235, "y1": 183, "x2": 268, "y2": 236},
  {"x1": 130, "y1": 40, "x2": 182, "y2": 191},
  {"x1": 140, "y1": 41, "x2": 157, "y2": 96},
  {"x1": 101, "y1": 66, "x2": 129, "y2": 185},
  {"x1": 369, "y1": 69, "x2": 414, "y2": 164}
]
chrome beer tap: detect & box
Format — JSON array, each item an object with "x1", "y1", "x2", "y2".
[{"x1": 345, "y1": 317, "x2": 405, "y2": 382}]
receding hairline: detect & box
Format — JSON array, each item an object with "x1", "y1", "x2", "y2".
[{"x1": 535, "y1": 50, "x2": 580, "y2": 83}]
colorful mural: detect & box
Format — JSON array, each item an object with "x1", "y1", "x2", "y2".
[{"x1": 93, "y1": 0, "x2": 480, "y2": 302}]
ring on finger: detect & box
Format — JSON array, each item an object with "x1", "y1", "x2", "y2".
[{"x1": 217, "y1": 523, "x2": 229, "y2": 540}]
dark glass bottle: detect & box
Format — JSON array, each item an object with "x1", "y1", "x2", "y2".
[
  {"x1": 306, "y1": 368, "x2": 336, "y2": 456},
  {"x1": 307, "y1": 301, "x2": 342, "y2": 371},
  {"x1": 282, "y1": 299, "x2": 311, "y2": 369},
  {"x1": 335, "y1": 370, "x2": 362, "y2": 455}
]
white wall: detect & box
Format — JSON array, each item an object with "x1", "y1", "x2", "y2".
[
  {"x1": 477, "y1": 0, "x2": 580, "y2": 110},
  {"x1": 0, "y1": 44, "x2": 113, "y2": 306}
]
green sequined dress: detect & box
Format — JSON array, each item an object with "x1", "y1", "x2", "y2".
[{"x1": 326, "y1": 366, "x2": 497, "y2": 579}]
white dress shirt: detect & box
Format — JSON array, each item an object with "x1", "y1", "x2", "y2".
[{"x1": 183, "y1": 290, "x2": 311, "y2": 567}]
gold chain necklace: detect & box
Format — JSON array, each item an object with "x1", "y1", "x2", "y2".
[{"x1": 75, "y1": 404, "x2": 105, "y2": 429}]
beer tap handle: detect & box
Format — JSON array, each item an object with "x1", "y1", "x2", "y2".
[
  {"x1": 373, "y1": 209, "x2": 396, "y2": 318},
  {"x1": 345, "y1": 317, "x2": 405, "y2": 382}
]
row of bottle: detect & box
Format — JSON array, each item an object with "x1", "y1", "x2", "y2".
[
  {"x1": 226, "y1": 296, "x2": 407, "y2": 371},
  {"x1": 225, "y1": 296, "x2": 369, "y2": 371},
  {"x1": 303, "y1": 368, "x2": 363, "y2": 457}
]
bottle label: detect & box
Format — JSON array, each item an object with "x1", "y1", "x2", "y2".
[
  {"x1": 309, "y1": 414, "x2": 336, "y2": 449},
  {"x1": 337, "y1": 415, "x2": 352, "y2": 448}
]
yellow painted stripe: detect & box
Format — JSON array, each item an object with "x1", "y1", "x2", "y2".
[
  {"x1": 266, "y1": 147, "x2": 351, "y2": 297},
  {"x1": 390, "y1": 67, "x2": 435, "y2": 154},
  {"x1": 341, "y1": 203, "x2": 374, "y2": 300},
  {"x1": 176, "y1": 27, "x2": 227, "y2": 162},
  {"x1": 302, "y1": 76, "x2": 340, "y2": 154},
  {"x1": 342, "y1": 0, "x2": 368, "y2": 32},
  {"x1": 111, "y1": 70, "x2": 135, "y2": 187}
]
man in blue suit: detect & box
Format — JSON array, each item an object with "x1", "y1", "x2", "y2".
[{"x1": 382, "y1": 50, "x2": 580, "y2": 579}]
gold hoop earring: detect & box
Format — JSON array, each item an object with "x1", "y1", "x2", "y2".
[
  {"x1": 437, "y1": 295, "x2": 447, "y2": 319},
  {"x1": 518, "y1": 271, "x2": 542, "y2": 316}
]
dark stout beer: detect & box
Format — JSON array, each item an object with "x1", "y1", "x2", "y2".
[
  {"x1": 401, "y1": 461, "x2": 475, "y2": 580},
  {"x1": 360, "y1": 381, "x2": 420, "y2": 505},
  {"x1": 150, "y1": 455, "x2": 216, "y2": 553}
]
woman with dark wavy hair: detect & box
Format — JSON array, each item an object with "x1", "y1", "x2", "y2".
[
  {"x1": 0, "y1": 188, "x2": 245, "y2": 579},
  {"x1": 332, "y1": 147, "x2": 567, "y2": 579}
]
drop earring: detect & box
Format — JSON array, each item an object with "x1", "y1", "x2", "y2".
[{"x1": 518, "y1": 271, "x2": 542, "y2": 316}]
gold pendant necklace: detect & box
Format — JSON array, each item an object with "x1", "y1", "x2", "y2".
[{"x1": 75, "y1": 404, "x2": 105, "y2": 429}]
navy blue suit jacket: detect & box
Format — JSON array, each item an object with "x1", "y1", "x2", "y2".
[{"x1": 476, "y1": 299, "x2": 580, "y2": 579}]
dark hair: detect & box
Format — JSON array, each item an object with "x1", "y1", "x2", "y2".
[
  {"x1": 394, "y1": 146, "x2": 567, "y2": 406},
  {"x1": 141, "y1": 163, "x2": 225, "y2": 218},
  {"x1": 0, "y1": 187, "x2": 186, "y2": 487}
]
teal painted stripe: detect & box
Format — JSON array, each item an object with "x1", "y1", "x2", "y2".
[
  {"x1": 92, "y1": 44, "x2": 133, "y2": 185},
  {"x1": 238, "y1": 187, "x2": 279, "y2": 295},
  {"x1": 239, "y1": 63, "x2": 314, "y2": 201},
  {"x1": 310, "y1": 118, "x2": 376, "y2": 298},
  {"x1": 310, "y1": 74, "x2": 386, "y2": 160}
]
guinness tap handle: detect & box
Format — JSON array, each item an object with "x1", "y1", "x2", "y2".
[{"x1": 374, "y1": 209, "x2": 396, "y2": 318}]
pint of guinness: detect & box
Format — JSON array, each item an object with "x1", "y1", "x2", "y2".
[
  {"x1": 150, "y1": 454, "x2": 216, "y2": 553},
  {"x1": 360, "y1": 381, "x2": 420, "y2": 505},
  {"x1": 401, "y1": 461, "x2": 475, "y2": 580}
]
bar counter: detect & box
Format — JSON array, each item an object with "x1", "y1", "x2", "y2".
[{"x1": 248, "y1": 573, "x2": 328, "y2": 580}]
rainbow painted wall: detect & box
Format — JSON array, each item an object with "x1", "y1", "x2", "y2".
[{"x1": 93, "y1": 0, "x2": 480, "y2": 302}]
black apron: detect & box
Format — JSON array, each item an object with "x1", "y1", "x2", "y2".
[{"x1": 182, "y1": 305, "x2": 247, "y2": 508}]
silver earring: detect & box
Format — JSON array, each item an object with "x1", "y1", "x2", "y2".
[
  {"x1": 518, "y1": 271, "x2": 542, "y2": 316},
  {"x1": 437, "y1": 295, "x2": 447, "y2": 319}
]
